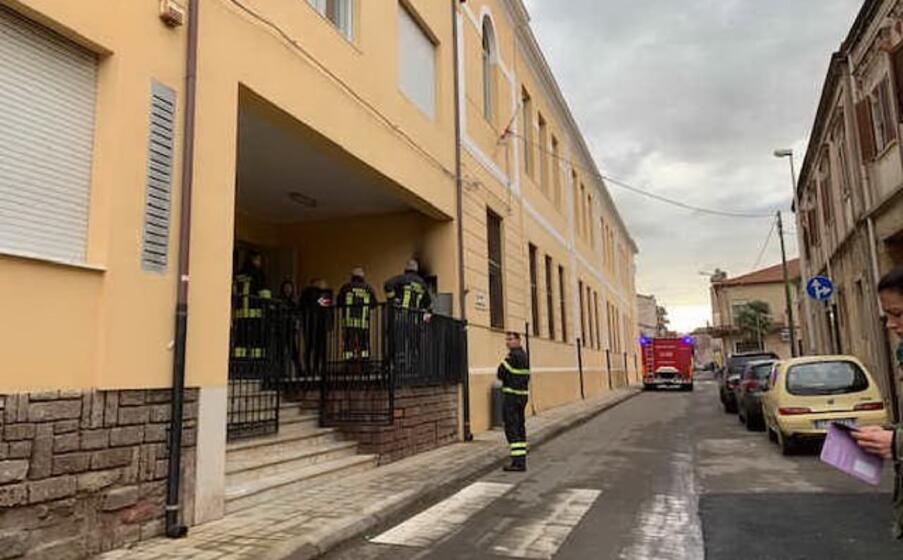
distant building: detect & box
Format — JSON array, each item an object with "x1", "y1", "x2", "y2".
[
  {"x1": 710, "y1": 261, "x2": 801, "y2": 359},
  {"x1": 637, "y1": 294, "x2": 659, "y2": 337}
]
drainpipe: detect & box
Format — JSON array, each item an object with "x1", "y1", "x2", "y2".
[
  {"x1": 166, "y1": 0, "x2": 199, "y2": 539},
  {"x1": 452, "y1": 0, "x2": 472, "y2": 441}
]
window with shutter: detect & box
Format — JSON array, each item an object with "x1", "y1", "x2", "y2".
[
  {"x1": 856, "y1": 99, "x2": 877, "y2": 161},
  {"x1": 545, "y1": 255, "x2": 555, "y2": 339},
  {"x1": 578, "y1": 280, "x2": 586, "y2": 347},
  {"x1": 878, "y1": 78, "x2": 897, "y2": 144},
  {"x1": 558, "y1": 265, "x2": 568, "y2": 342},
  {"x1": 142, "y1": 82, "x2": 176, "y2": 273},
  {"x1": 891, "y1": 44, "x2": 903, "y2": 121},
  {"x1": 819, "y1": 153, "x2": 834, "y2": 224},
  {"x1": 0, "y1": 6, "x2": 97, "y2": 264},
  {"x1": 528, "y1": 244, "x2": 539, "y2": 336},
  {"x1": 487, "y1": 209, "x2": 504, "y2": 329}
]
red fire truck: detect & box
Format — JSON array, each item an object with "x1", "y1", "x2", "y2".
[{"x1": 640, "y1": 335, "x2": 695, "y2": 391}]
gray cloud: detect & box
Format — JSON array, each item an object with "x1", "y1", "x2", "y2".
[{"x1": 523, "y1": 0, "x2": 860, "y2": 330}]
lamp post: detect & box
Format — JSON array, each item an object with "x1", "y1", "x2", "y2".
[{"x1": 774, "y1": 149, "x2": 808, "y2": 356}]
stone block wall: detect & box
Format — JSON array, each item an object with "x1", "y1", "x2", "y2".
[
  {"x1": 0, "y1": 388, "x2": 198, "y2": 560},
  {"x1": 363, "y1": 385, "x2": 459, "y2": 464}
]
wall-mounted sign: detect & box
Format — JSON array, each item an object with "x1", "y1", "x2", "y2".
[{"x1": 474, "y1": 291, "x2": 488, "y2": 312}]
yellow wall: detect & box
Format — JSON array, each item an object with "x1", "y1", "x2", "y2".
[{"x1": 1, "y1": 0, "x2": 641, "y2": 427}]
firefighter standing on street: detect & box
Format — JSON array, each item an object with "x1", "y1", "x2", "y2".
[
  {"x1": 337, "y1": 268, "x2": 377, "y2": 361},
  {"x1": 498, "y1": 331, "x2": 530, "y2": 472}
]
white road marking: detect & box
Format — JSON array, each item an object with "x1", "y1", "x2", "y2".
[
  {"x1": 489, "y1": 488, "x2": 602, "y2": 559},
  {"x1": 370, "y1": 481, "x2": 513, "y2": 548},
  {"x1": 618, "y1": 452, "x2": 704, "y2": 560}
]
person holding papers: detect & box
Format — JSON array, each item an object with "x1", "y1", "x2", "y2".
[{"x1": 852, "y1": 266, "x2": 903, "y2": 540}]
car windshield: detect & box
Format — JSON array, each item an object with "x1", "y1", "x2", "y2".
[
  {"x1": 785, "y1": 361, "x2": 870, "y2": 396},
  {"x1": 729, "y1": 354, "x2": 777, "y2": 374},
  {"x1": 747, "y1": 363, "x2": 774, "y2": 380}
]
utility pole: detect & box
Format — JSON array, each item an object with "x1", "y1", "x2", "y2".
[{"x1": 776, "y1": 211, "x2": 797, "y2": 357}]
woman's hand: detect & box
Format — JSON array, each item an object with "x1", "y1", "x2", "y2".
[{"x1": 851, "y1": 425, "x2": 895, "y2": 459}]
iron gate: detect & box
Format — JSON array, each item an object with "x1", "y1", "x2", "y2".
[{"x1": 227, "y1": 298, "x2": 468, "y2": 439}]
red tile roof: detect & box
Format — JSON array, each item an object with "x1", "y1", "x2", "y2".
[{"x1": 717, "y1": 259, "x2": 800, "y2": 287}]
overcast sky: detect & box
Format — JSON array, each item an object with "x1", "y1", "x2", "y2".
[{"x1": 522, "y1": 0, "x2": 862, "y2": 333}]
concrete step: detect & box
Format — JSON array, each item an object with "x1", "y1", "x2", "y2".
[
  {"x1": 226, "y1": 427, "x2": 344, "y2": 464},
  {"x1": 226, "y1": 440, "x2": 360, "y2": 487},
  {"x1": 225, "y1": 453, "x2": 378, "y2": 514},
  {"x1": 279, "y1": 412, "x2": 320, "y2": 434}
]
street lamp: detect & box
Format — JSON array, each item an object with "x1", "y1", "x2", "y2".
[{"x1": 774, "y1": 148, "x2": 806, "y2": 357}]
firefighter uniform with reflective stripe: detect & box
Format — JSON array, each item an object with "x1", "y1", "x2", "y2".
[
  {"x1": 337, "y1": 277, "x2": 377, "y2": 360},
  {"x1": 232, "y1": 267, "x2": 271, "y2": 361},
  {"x1": 498, "y1": 346, "x2": 530, "y2": 469},
  {"x1": 384, "y1": 272, "x2": 432, "y2": 312}
]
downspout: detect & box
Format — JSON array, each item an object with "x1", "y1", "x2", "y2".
[
  {"x1": 452, "y1": 0, "x2": 472, "y2": 441},
  {"x1": 166, "y1": 0, "x2": 199, "y2": 539}
]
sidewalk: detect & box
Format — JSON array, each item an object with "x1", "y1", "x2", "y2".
[{"x1": 97, "y1": 386, "x2": 641, "y2": 560}]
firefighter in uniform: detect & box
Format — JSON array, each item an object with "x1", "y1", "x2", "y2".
[
  {"x1": 384, "y1": 260, "x2": 432, "y2": 373},
  {"x1": 232, "y1": 251, "x2": 271, "y2": 365},
  {"x1": 498, "y1": 331, "x2": 530, "y2": 472},
  {"x1": 337, "y1": 268, "x2": 377, "y2": 362},
  {"x1": 384, "y1": 260, "x2": 432, "y2": 313},
  {"x1": 300, "y1": 279, "x2": 333, "y2": 375}
]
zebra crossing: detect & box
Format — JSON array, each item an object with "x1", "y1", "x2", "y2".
[{"x1": 370, "y1": 482, "x2": 601, "y2": 559}]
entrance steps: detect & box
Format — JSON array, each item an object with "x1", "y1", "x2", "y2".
[{"x1": 224, "y1": 400, "x2": 378, "y2": 514}]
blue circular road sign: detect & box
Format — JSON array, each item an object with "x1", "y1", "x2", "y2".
[{"x1": 806, "y1": 276, "x2": 834, "y2": 302}]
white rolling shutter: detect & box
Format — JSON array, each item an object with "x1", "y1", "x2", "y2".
[{"x1": 0, "y1": 6, "x2": 97, "y2": 264}]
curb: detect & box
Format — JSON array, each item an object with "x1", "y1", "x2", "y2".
[{"x1": 277, "y1": 387, "x2": 642, "y2": 560}]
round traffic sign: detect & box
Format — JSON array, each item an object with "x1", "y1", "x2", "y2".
[{"x1": 806, "y1": 276, "x2": 834, "y2": 302}]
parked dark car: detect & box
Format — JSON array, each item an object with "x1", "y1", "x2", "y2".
[
  {"x1": 732, "y1": 359, "x2": 777, "y2": 430},
  {"x1": 720, "y1": 351, "x2": 779, "y2": 413}
]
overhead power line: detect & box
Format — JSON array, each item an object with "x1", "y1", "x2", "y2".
[
  {"x1": 751, "y1": 216, "x2": 778, "y2": 272},
  {"x1": 502, "y1": 129, "x2": 774, "y2": 219}
]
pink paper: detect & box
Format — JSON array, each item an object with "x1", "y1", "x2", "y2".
[{"x1": 819, "y1": 424, "x2": 884, "y2": 486}]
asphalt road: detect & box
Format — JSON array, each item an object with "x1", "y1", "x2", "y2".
[{"x1": 323, "y1": 375, "x2": 900, "y2": 559}]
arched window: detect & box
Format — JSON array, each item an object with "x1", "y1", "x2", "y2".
[{"x1": 481, "y1": 18, "x2": 496, "y2": 121}]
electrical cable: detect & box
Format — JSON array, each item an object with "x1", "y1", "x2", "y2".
[
  {"x1": 503, "y1": 129, "x2": 774, "y2": 219},
  {"x1": 750, "y1": 216, "x2": 777, "y2": 272}
]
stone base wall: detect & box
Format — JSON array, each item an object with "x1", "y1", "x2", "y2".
[
  {"x1": 0, "y1": 388, "x2": 198, "y2": 560},
  {"x1": 289, "y1": 385, "x2": 459, "y2": 465}
]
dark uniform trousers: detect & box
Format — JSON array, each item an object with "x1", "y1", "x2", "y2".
[{"x1": 498, "y1": 348, "x2": 530, "y2": 466}]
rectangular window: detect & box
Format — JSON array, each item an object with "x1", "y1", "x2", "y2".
[
  {"x1": 538, "y1": 113, "x2": 548, "y2": 194},
  {"x1": 572, "y1": 172, "x2": 581, "y2": 235},
  {"x1": 551, "y1": 136, "x2": 561, "y2": 209},
  {"x1": 578, "y1": 280, "x2": 586, "y2": 347},
  {"x1": 545, "y1": 255, "x2": 555, "y2": 340},
  {"x1": 578, "y1": 184, "x2": 586, "y2": 238},
  {"x1": 0, "y1": 7, "x2": 98, "y2": 264},
  {"x1": 593, "y1": 291, "x2": 601, "y2": 350},
  {"x1": 308, "y1": 0, "x2": 353, "y2": 40},
  {"x1": 587, "y1": 193, "x2": 594, "y2": 246},
  {"x1": 600, "y1": 218, "x2": 607, "y2": 267},
  {"x1": 528, "y1": 244, "x2": 540, "y2": 336},
  {"x1": 558, "y1": 265, "x2": 568, "y2": 342},
  {"x1": 586, "y1": 285, "x2": 594, "y2": 348},
  {"x1": 522, "y1": 88, "x2": 533, "y2": 177},
  {"x1": 487, "y1": 209, "x2": 504, "y2": 329},
  {"x1": 819, "y1": 154, "x2": 834, "y2": 224},
  {"x1": 878, "y1": 77, "x2": 897, "y2": 148},
  {"x1": 398, "y1": 5, "x2": 435, "y2": 118}
]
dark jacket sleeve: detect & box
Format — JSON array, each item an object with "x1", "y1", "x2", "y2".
[
  {"x1": 422, "y1": 285, "x2": 433, "y2": 312},
  {"x1": 497, "y1": 359, "x2": 508, "y2": 384}
]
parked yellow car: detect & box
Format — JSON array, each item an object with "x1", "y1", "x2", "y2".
[{"x1": 761, "y1": 356, "x2": 888, "y2": 455}]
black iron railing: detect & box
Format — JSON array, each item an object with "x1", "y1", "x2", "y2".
[{"x1": 227, "y1": 297, "x2": 467, "y2": 439}]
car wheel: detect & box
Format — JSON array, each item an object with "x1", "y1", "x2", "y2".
[
  {"x1": 643, "y1": 383, "x2": 653, "y2": 391},
  {"x1": 766, "y1": 421, "x2": 778, "y2": 443},
  {"x1": 777, "y1": 430, "x2": 795, "y2": 456}
]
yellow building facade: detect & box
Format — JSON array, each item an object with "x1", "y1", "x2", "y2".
[{"x1": 0, "y1": 0, "x2": 637, "y2": 556}]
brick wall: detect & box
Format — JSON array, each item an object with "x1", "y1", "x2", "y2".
[
  {"x1": 291, "y1": 385, "x2": 459, "y2": 465},
  {"x1": 0, "y1": 388, "x2": 198, "y2": 560}
]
